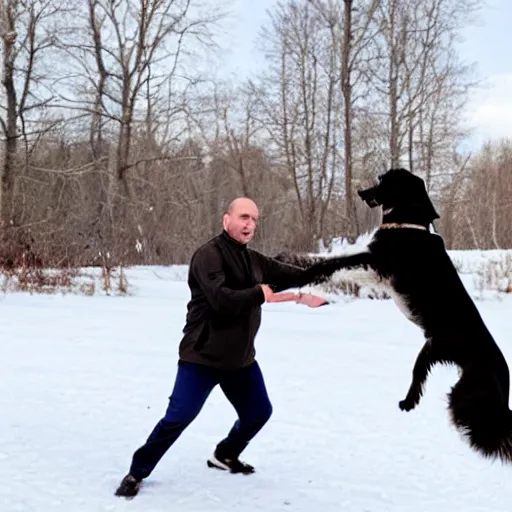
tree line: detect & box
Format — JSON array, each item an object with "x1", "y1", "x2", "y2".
[{"x1": 0, "y1": 0, "x2": 508, "y2": 268}]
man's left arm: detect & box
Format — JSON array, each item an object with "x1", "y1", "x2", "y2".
[
  {"x1": 257, "y1": 255, "x2": 308, "y2": 293},
  {"x1": 255, "y1": 251, "x2": 370, "y2": 293}
]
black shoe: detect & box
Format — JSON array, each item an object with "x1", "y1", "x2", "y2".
[
  {"x1": 114, "y1": 474, "x2": 141, "y2": 498},
  {"x1": 207, "y1": 452, "x2": 255, "y2": 474}
]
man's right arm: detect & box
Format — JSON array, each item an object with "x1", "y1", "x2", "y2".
[
  {"x1": 257, "y1": 252, "x2": 372, "y2": 292},
  {"x1": 190, "y1": 246, "x2": 267, "y2": 315}
]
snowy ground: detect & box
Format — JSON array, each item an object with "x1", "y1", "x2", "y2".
[{"x1": 2, "y1": 263, "x2": 512, "y2": 512}]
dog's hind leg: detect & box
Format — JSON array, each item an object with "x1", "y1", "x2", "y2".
[{"x1": 399, "y1": 339, "x2": 438, "y2": 412}]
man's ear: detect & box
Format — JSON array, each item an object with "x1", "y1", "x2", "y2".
[{"x1": 222, "y1": 213, "x2": 229, "y2": 231}]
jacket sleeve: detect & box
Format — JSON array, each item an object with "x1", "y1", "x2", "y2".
[
  {"x1": 257, "y1": 254, "x2": 311, "y2": 292},
  {"x1": 190, "y1": 246, "x2": 265, "y2": 315},
  {"x1": 257, "y1": 252, "x2": 372, "y2": 293}
]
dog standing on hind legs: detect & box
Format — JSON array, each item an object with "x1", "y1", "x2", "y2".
[{"x1": 276, "y1": 168, "x2": 512, "y2": 464}]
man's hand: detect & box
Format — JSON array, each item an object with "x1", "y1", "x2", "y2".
[
  {"x1": 295, "y1": 292, "x2": 329, "y2": 308},
  {"x1": 261, "y1": 287, "x2": 330, "y2": 308},
  {"x1": 260, "y1": 284, "x2": 275, "y2": 302}
]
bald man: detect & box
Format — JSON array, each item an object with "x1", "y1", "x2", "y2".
[{"x1": 115, "y1": 197, "x2": 339, "y2": 498}]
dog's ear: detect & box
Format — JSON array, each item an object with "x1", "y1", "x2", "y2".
[
  {"x1": 418, "y1": 187, "x2": 440, "y2": 223},
  {"x1": 409, "y1": 173, "x2": 440, "y2": 223},
  {"x1": 387, "y1": 168, "x2": 440, "y2": 223}
]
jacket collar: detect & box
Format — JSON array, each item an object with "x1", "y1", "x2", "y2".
[{"x1": 221, "y1": 230, "x2": 248, "y2": 250}]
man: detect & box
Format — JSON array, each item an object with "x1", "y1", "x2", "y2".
[{"x1": 115, "y1": 197, "x2": 336, "y2": 499}]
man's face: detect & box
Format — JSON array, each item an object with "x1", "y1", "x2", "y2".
[{"x1": 223, "y1": 199, "x2": 259, "y2": 245}]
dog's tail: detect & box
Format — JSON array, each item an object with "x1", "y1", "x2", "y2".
[{"x1": 448, "y1": 374, "x2": 512, "y2": 464}]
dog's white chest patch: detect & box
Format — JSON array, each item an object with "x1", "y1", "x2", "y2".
[
  {"x1": 331, "y1": 266, "x2": 380, "y2": 288},
  {"x1": 320, "y1": 230, "x2": 386, "y2": 295},
  {"x1": 389, "y1": 289, "x2": 411, "y2": 317},
  {"x1": 386, "y1": 286, "x2": 418, "y2": 323}
]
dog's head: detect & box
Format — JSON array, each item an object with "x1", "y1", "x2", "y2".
[{"x1": 357, "y1": 168, "x2": 439, "y2": 224}]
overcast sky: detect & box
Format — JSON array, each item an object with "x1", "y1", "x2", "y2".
[{"x1": 214, "y1": 0, "x2": 512, "y2": 149}]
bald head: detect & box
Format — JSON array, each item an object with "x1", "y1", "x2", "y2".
[
  {"x1": 226, "y1": 197, "x2": 258, "y2": 215},
  {"x1": 223, "y1": 197, "x2": 259, "y2": 244}
]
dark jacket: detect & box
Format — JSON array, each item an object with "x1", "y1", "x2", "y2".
[{"x1": 178, "y1": 231, "x2": 314, "y2": 370}]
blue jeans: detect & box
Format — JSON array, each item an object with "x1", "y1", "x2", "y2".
[{"x1": 129, "y1": 360, "x2": 273, "y2": 480}]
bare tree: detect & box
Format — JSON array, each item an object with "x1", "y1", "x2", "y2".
[
  {"x1": 368, "y1": 0, "x2": 479, "y2": 184},
  {"x1": 452, "y1": 139, "x2": 512, "y2": 249},
  {"x1": 252, "y1": 0, "x2": 342, "y2": 250},
  {"x1": 0, "y1": 0, "x2": 73, "y2": 228},
  {"x1": 54, "y1": 0, "x2": 224, "y2": 257},
  {"x1": 310, "y1": 0, "x2": 381, "y2": 235},
  {"x1": 0, "y1": 0, "x2": 17, "y2": 227},
  {"x1": 184, "y1": 80, "x2": 296, "y2": 251}
]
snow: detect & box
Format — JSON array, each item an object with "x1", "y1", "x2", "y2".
[{"x1": 2, "y1": 258, "x2": 512, "y2": 512}]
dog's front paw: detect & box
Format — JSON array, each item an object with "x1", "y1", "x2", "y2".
[{"x1": 398, "y1": 398, "x2": 416, "y2": 412}]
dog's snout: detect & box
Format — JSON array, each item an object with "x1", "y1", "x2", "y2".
[
  {"x1": 357, "y1": 184, "x2": 381, "y2": 208},
  {"x1": 358, "y1": 187, "x2": 370, "y2": 196},
  {"x1": 358, "y1": 186, "x2": 376, "y2": 198}
]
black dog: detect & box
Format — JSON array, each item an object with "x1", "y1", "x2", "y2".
[{"x1": 278, "y1": 168, "x2": 512, "y2": 463}]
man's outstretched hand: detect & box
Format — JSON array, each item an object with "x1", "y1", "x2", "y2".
[
  {"x1": 260, "y1": 285, "x2": 329, "y2": 308},
  {"x1": 295, "y1": 292, "x2": 329, "y2": 308}
]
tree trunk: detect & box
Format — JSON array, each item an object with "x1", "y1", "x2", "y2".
[
  {"x1": 342, "y1": 0, "x2": 355, "y2": 233},
  {"x1": 1, "y1": 28, "x2": 17, "y2": 226}
]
